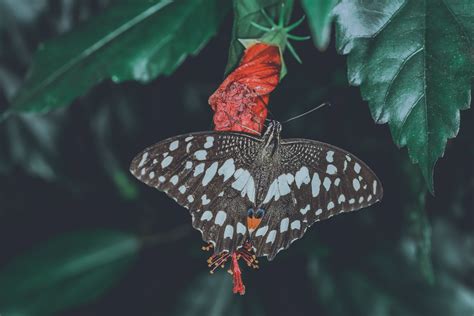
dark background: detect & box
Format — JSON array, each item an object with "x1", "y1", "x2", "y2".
[{"x1": 0, "y1": 1, "x2": 472, "y2": 315}]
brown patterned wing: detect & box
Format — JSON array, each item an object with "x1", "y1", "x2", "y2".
[
  {"x1": 251, "y1": 139, "x2": 383, "y2": 260},
  {"x1": 130, "y1": 131, "x2": 263, "y2": 253}
]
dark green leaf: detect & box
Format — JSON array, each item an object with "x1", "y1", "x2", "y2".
[
  {"x1": 300, "y1": 0, "x2": 337, "y2": 50},
  {"x1": 0, "y1": 230, "x2": 140, "y2": 316},
  {"x1": 333, "y1": 0, "x2": 473, "y2": 192},
  {"x1": 7, "y1": 0, "x2": 230, "y2": 115},
  {"x1": 225, "y1": 0, "x2": 294, "y2": 75}
]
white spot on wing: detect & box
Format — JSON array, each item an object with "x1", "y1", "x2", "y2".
[
  {"x1": 201, "y1": 210, "x2": 212, "y2": 221},
  {"x1": 158, "y1": 176, "x2": 166, "y2": 183},
  {"x1": 280, "y1": 218, "x2": 289, "y2": 232},
  {"x1": 338, "y1": 194, "x2": 346, "y2": 204},
  {"x1": 244, "y1": 176, "x2": 256, "y2": 203},
  {"x1": 218, "y1": 158, "x2": 235, "y2": 182},
  {"x1": 263, "y1": 179, "x2": 279, "y2": 204},
  {"x1": 185, "y1": 161, "x2": 193, "y2": 169},
  {"x1": 311, "y1": 173, "x2": 321, "y2": 197},
  {"x1": 201, "y1": 194, "x2": 210, "y2": 205},
  {"x1": 327, "y1": 201, "x2": 335, "y2": 210},
  {"x1": 178, "y1": 185, "x2": 186, "y2": 194},
  {"x1": 187, "y1": 195, "x2": 194, "y2": 203},
  {"x1": 224, "y1": 225, "x2": 234, "y2": 239},
  {"x1": 295, "y1": 166, "x2": 310, "y2": 188},
  {"x1": 278, "y1": 174, "x2": 291, "y2": 196},
  {"x1": 161, "y1": 156, "x2": 173, "y2": 168},
  {"x1": 353, "y1": 178, "x2": 361, "y2": 191},
  {"x1": 138, "y1": 152, "x2": 148, "y2": 168},
  {"x1": 204, "y1": 136, "x2": 214, "y2": 149},
  {"x1": 170, "y1": 175, "x2": 178, "y2": 185},
  {"x1": 326, "y1": 164, "x2": 337, "y2": 175},
  {"x1": 300, "y1": 204, "x2": 310, "y2": 215},
  {"x1": 373, "y1": 180, "x2": 377, "y2": 194},
  {"x1": 323, "y1": 177, "x2": 331, "y2": 191},
  {"x1": 315, "y1": 209, "x2": 323, "y2": 216},
  {"x1": 185, "y1": 136, "x2": 194, "y2": 142},
  {"x1": 169, "y1": 140, "x2": 179, "y2": 151},
  {"x1": 326, "y1": 151, "x2": 334, "y2": 162},
  {"x1": 255, "y1": 225, "x2": 268, "y2": 237},
  {"x1": 149, "y1": 172, "x2": 155, "y2": 179},
  {"x1": 290, "y1": 220, "x2": 301, "y2": 230},
  {"x1": 194, "y1": 150, "x2": 207, "y2": 161},
  {"x1": 266, "y1": 230, "x2": 277, "y2": 244},
  {"x1": 215, "y1": 211, "x2": 226, "y2": 226},
  {"x1": 354, "y1": 162, "x2": 361, "y2": 174},
  {"x1": 202, "y1": 162, "x2": 218, "y2": 186},
  {"x1": 193, "y1": 163, "x2": 205, "y2": 176},
  {"x1": 232, "y1": 169, "x2": 250, "y2": 191},
  {"x1": 236, "y1": 222, "x2": 246, "y2": 235}
]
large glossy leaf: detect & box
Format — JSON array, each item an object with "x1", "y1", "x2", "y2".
[
  {"x1": 0, "y1": 230, "x2": 140, "y2": 316},
  {"x1": 225, "y1": 0, "x2": 294, "y2": 75},
  {"x1": 300, "y1": 0, "x2": 337, "y2": 50},
  {"x1": 7, "y1": 0, "x2": 230, "y2": 116},
  {"x1": 333, "y1": 0, "x2": 473, "y2": 192}
]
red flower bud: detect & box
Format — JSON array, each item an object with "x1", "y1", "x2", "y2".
[{"x1": 209, "y1": 43, "x2": 281, "y2": 135}]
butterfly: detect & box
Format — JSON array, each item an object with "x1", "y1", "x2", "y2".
[{"x1": 130, "y1": 121, "x2": 383, "y2": 260}]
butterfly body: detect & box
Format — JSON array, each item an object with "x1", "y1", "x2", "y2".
[{"x1": 130, "y1": 121, "x2": 382, "y2": 260}]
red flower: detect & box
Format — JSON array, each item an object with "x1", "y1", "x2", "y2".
[{"x1": 209, "y1": 43, "x2": 281, "y2": 135}]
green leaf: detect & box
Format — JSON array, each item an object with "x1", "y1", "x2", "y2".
[
  {"x1": 7, "y1": 0, "x2": 230, "y2": 116},
  {"x1": 333, "y1": 0, "x2": 473, "y2": 192},
  {"x1": 225, "y1": 0, "x2": 294, "y2": 75},
  {"x1": 0, "y1": 230, "x2": 140, "y2": 316},
  {"x1": 300, "y1": 0, "x2": 337, "y2": 50}
]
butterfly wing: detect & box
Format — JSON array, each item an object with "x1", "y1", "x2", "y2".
[
  {"x1": 130, "y1": 131, "x2": 262, "y2": 253},
  {"x1": 251, "y1": 139, "x2": 383, "y2": 260}
]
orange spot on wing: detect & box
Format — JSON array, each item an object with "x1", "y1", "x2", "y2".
[{"x1": 247, "y1": 217, "x2": 262, "y2": 231}]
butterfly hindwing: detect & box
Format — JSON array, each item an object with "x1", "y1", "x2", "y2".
[
  {"x1": 252, "y1": 139, "x2": 383, "y2": 260},
  {"x1": 130, "y1": 131, "x2": 262, "y2": 252}
]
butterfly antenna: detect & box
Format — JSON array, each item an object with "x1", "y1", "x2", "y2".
[
  {"x1": 233, "y1": 120, "x2": 262, "y2": 135},
  {"x1": 281, "y1": 102, "x2": 330, "y2": 124}
]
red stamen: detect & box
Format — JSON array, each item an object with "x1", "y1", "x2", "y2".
[
  {"x1": 202, "y1": 241, "x2": 259, "y2": 295},
  {"x1": 231, "y1": 253, "x2": 245, "y2": 295}
]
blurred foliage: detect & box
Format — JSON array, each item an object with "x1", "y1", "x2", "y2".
[
  {"x1": 0, "y1": 0, "x2": 472, "y2": 316},
  {"x1": 0, "y1": 230, "x2": 140, "y2": 316},
  {"x1": 301, "y1": 0, "x2": 336, "y2": 50}
]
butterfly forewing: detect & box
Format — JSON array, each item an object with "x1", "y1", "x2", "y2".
[
  {"x1": 251, "y1": 139, "x2": 383, "y2": 260},
  {"x1": 130, "y1": 131, "x2": 262, "y2": 252}
]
